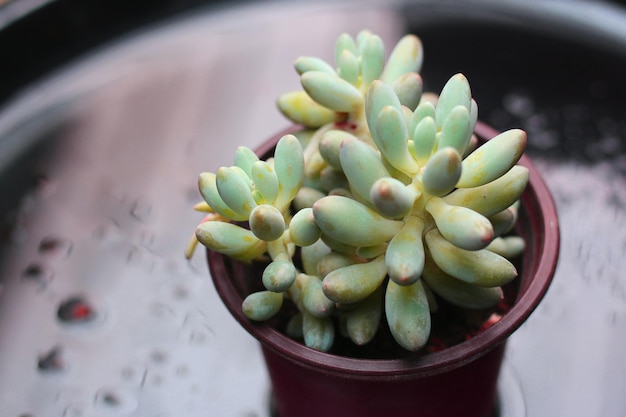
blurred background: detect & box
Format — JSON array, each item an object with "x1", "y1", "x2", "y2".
[{"x1": 0, "y1": 0, "x2": 625, "y2": 416}]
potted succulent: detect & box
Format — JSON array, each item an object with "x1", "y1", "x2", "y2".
[{"x1": 186, "y1": 30, "x2": 559, "y2": 417}]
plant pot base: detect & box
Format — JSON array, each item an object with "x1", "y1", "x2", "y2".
[
  {"x1": 262, "y1": 341, "x2": 505, "y2": 417},
  {"x1": 267, "y1": 359, "x2": 526, "y2": 417}
]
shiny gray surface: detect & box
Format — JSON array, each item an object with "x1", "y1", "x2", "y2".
[{"x1": 0, "y1": 1, "x2": 625, "y2": 416}]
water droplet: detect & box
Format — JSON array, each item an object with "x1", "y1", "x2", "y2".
[
  {"x1": 119, "y1": 365, "x2": 146, "y2": 390},
  {"x1": 503, "y1": 91, "x2": 534, "y2": 118},
  {"x1": 164, "y1": 258, "x2": 181, "y2": 275},
  {"x1": 150, "y1": 350, "x2": 168, "y2": 365},
  {"x1": 172, "y1": 284, "x2": 189, "y2": 300},
  {"x1": 131, "y1": 198, "x2": 152, "y2": 222},
  {"x1": 190, "y1": 330, "x2": 207, "y2": 345},
  {"x1": 127, "y1": 246, "x2": 143, "y2": 264},
  {"x1": 94, "y1": 387, "x2": 138, "y2": 413},
  {"x1": 22, "y1": 262, "x2": 54, "y2": 287},
  {"x1": 183, "y1": 310, "x2": 207, "y2": 326},
  {"x1": 528, "y1": 129, "x2": 560, "y2": 151},
  {"x1": 121, "y1": 367, "x2": 134, "y2": 379},
  {"x1": 127, "y1": 246, "x2": 156, "y2": 271},
  {"x1": 92, "y1": 221, "x2": 122, "y2": 243},
  {"x1": 37, "y1": 346, "x2": 66, "y2": 372},
  {"x1": 175, "y1": 365, "x2": 190, "y2": 378},
  {"x1": 57, "y1": 296, "x2": 96, "y2": 323},
  {"x1": 150, "y1": 303, "x2": 177, "y2": 321},
  {"x1": 524, "y1": 113, "x2": 548, "y2": 132},
  {"x1": 63, "y1": 404, "x2": 86, "y2": 417},
  {"x1": 164, "y1": 277, "x2": 202, "y2": 302},
  {"x1": 180, "y1": 310, "x2": 215, "y2": 345},
  {"x1": 189, "y1": 325, "x2": 215, "y2": 346},
  {"x1": 139, "y1": 229, "x2": 156, "y2": 246},
  {"x1": 39, "y1": 236, "x2": 73, "y2": 259},
  {"x1": 598, "y1": 136, "x2": 621, "y2": 154},
  {"x1": 102, "y1": 392, "x2": 120, "y2": 406}
]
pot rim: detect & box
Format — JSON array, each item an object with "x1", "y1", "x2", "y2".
[{"x1": 208, "y1": 121, "x2": 560, "y2": 378}]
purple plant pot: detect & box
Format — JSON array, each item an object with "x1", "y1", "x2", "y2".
[{"x1": 208, "y1": 122, "x2": 560, "y2": 417}]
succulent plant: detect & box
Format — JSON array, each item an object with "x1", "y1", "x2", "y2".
[{"x1": 187, "y1": 30, "x2": 528, "y2": 353}]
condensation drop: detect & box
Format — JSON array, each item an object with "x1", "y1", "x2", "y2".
[
  {"x1": 131, "y1": 198, "x2": 152, "y2": 221},
  {"x1": 503, "y1": 91, "x2": 535, "y2": 118},
  {"x1": 126, "y1": 246, "x2": 156, "y2": 272},
  {"x1": 528, "y1": 130, "x2": 560, "y2": 150},
  {"x1": 183, "y1": 310, "x2": 207, "y2": 326},
  {"x1": 181, "y1": 310, "x2": 215, "y2": 345},
  {"x1": 126, "y1": 247, "x2": 143, "y2": 264},
  {"x1": 63, "y1": 404, "x2": 86, "y2": 417},
  {"x1": 139, "y1": 229, "x2": 156, "y2": 246},
  {"x1": 57, "y1": 296, "x2": 96, "y2": 323},
  {"x1": 22, "y1": 262, "x2": 54, "y2": 287},
  {"x1": 39, "y1": 236, "x2": 73, "y2": 259},
  {"x1": 102, "y1": 392, "x2": 120, "y2": 406},
  {"x1": 163, "y1": 277, "x2": 202, "y2": 302},
  {"x1": 94, "y1": 387, "x2": 138, "y2": 414},
  {"x1": 92, "y1": 221, "x2": 122, "y2": 243},
  {"x1": 150, "y1": 303, "x2": 177, "y2": 321},
  {"x1": 37, "y1": 346, "x2": 66, "y2": 372},
  {"x1": 172, "y1": 284, "x2": 189, "y2": 300},
  {"x1": 121, "y1": 367, "x2": 134, "y2": 380},
  {"x1": 150, "y1": 350, "x2": 168, "y2": 365},
  {"x1": 189, "y1": 327, "x2": 214, "y2": 345},
  {"x1": 175, "y1": 365, "x2": 190, "y2": 378}
]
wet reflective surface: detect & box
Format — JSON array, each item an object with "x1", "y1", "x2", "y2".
[{"x1": 0, "y1": 1, "x2": 625, "y2": 416}]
